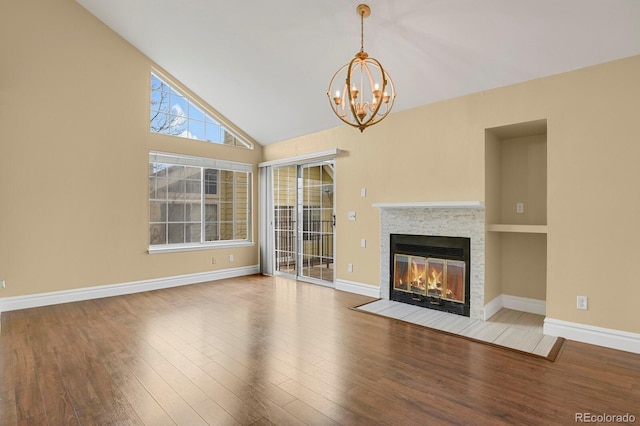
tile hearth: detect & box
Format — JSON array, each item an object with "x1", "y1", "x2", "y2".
[{"x1": 356, "y1": 299, "x2": 560, "y2": 359}]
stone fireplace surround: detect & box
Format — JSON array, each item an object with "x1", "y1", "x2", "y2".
[{"x1": 374, "y1": 202, "x2": 485, "y2": 320}]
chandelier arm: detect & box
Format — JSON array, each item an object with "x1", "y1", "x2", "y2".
[
  {"x1": 359, "y1": 60, "x2": 365, "y2": 117},
  {"x1": 361, "y1": 59, "x2": 384, "y2": 105},
  {"x1": 346, "y1": 56, "x2": 362, "y2": 125},
  {"x1": 340, "y1": 81, "x2": 348, "y2": 117},
  {"x1": 376, "y1": 72, "x2": 396, "y2": 116},
  {"x1": 328, "y1": 96, "x2": 363, "y2": 128},
  {"x1": 359, "y1": 59, "x2": 385, "y2": 126},
  {"x1": 383, "y1": 70, "x2": 396, "y2": 106},
  {"x1": 327, "y1": 63, "x2": 364, "y2": 128},
  {"x1": 328, "y1": 63, "x2": 349, "y2": 119}
]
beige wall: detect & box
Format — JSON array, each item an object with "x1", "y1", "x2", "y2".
[
  {"x1": 264, "y1": 55, "x2": 640, "y2": 334},
  {"x1": 499, "y1": 134, "x2": 547, "y2": 225},
  {"x1": 500, "y1": 233, "x2": 547, "y2": 300},
  {"x1": 0, "y1": 0, "x2": 262, "y2": 298},
  {"x1": 484, "y1": 130, "x2": 502, "y2": 303}
]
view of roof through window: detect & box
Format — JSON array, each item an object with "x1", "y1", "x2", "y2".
[{"x1": 150, "y1": 72, "x2": 252, "y2": 149}]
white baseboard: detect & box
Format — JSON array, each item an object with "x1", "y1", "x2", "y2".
[
  {"x1": 483, "y1": 294, "x2": 546, "y2": 320},
  {"x1": 0, "y1": 265, "x2": 260, "y2": 313},
  {"x1": 483, "y1": 295, "x2": 503, "y2": 320},
  {"x1": 502, "y1": 294, "x2": 546, "y2": 316},
  {"x1": 335, "y1": 279, "x2": 381, "y2": 298},
  {"x1": 544, "y1": 318, "x2": 640, "y2": 355}
]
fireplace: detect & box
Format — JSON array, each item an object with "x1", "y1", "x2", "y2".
[
  {"x1": 376, "y1": 203, "x2": 484, "y2": 319},
  {"x1": 390, "y1": 233, "x2": 471, "y2": 317}
]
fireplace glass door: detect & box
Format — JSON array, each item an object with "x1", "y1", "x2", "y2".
[
  {"x1": 393, "y1": 255, "x2": 465, "y2": 303},
  {"x1": 390, "y1": 234, "x2": 471, "y2": 316}
]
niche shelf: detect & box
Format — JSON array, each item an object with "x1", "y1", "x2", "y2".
[{"x1": 486, "y1": 224, "x2": 547, "y2": 234}]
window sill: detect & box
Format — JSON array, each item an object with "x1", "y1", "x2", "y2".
[{"x1": 148, "y1": 241, "x2": 255, "y2": 254}]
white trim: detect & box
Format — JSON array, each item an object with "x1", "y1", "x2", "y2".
[
  {"x1": 335, "y1": 279, "x2": 381, "y2": 298},
  {"x1": 372, "y1": 201, "x2": 485, "y2": 209},
  {"x1": 259, "y1": 166, "x2": 274, "y2": 275},
  {"x1": 483, "y1": 295, "x2": 503, "y2": 320},
  {"x1": 0, "y1": 265, "x2": 260, "y2": 313},
  {"x1": 502, "y1": 294, "x2": 546, "y2": 316},
  {"x1": 150, "y1": 151, "x2": 254, "y2": 173},
  {"x1": 258, "y1": 148, "x2": 342, "y2": 168},
  {"x1": 483, "y1": 294, "x2": 546, "y2": 320},
  {"x1": 148, "y1": 241, "x2": 255, "y2": 254},
  {"x1": 544, "y1": 318, "x2": 640, "y2": 355}
]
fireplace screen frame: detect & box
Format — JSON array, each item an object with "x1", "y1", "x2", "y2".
[{"x1": 389, "y1": 234, "x2": 471, "y2": 317}]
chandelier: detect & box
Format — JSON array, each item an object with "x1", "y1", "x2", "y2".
[{"x1": 328, "y1": 4, "x2": 396, "y2": 132}]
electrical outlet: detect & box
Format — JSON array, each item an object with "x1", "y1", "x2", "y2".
[
  {"x1": 360, "y1": 238, "x2": 366, "y2": 248},
  {"x1": 577, "y1": 296, "x2": 588, "y2": 310},
  {"x1": 0, "y1": 280, "x2": 5, "y2": 288},
  {"x1": 211, "y1": 257, "x2": 216, "y2": 264},
  {"x1": 348, "y1": 211, "x2": 356, "y2": 221},
  {"x1": 516, "y1": 203, "x2": 524, "y2": 214},
  {"x1": 229, "y1": 254, "x2": 234, "y2": 262},
  {"x1": 360, "y1": 188, "x2": 367, "y2": 197},
  {"x1": 347, "y1": 263, "x2": 353, "y2": 272}
]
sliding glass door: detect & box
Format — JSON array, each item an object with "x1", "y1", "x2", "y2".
[
  {"x1": 273, "y1": 161, "x2": 335, "y2": 285},
  {"x1": 273, "y1": 165, "x2": 297, "y2": 276}
]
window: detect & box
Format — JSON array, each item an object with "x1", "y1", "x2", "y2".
[
  {"x1": 204, "y1": 169, "x2": 218, "y2": 195},
  {"x1": 149, "y1": 152, "x2": 252, "y2": 250},
  {"x1": 302, "y1": 207, "x2": 322, "y2": 239},
  {"x1": 150, "y1": 72, "x2": 253, "y2": 149}
]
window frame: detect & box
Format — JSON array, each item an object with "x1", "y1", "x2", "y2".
[
  {"x1": 150, "y1": 71, "x2": 254, "y2": 150},
  {"x1": 148, "y1": 151, "x2": 254, "y2": 254}
]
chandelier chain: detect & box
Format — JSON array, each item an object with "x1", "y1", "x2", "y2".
[{"x1": 360, "y1": 10, "x2": 365, "y2": 53}]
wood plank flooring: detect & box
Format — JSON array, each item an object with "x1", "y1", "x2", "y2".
[
  {"x1": 355, "y1": 299, "x2": 560, "y2": 358},
  {"x1": 1, "y1": 274, "x2": 639, "y2": 425}
]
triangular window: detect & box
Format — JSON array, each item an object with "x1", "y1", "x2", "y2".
[{"x1": 150, "y1": 72, "x2": 253, "y2": 149}]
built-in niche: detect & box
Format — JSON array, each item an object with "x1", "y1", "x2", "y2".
[{"x1": 485, "y1": 119, "x2": 548, "y2": 311}]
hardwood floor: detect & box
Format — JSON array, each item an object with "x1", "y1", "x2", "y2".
[{"x1": 1, "y1": 275, "x2": 638, "y2": 425}]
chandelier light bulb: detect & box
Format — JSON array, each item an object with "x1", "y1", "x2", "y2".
[{"x1": 327, "y1": 4, "x2": 396, "y2": 132}]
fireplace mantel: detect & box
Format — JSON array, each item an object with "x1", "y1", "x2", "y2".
[{"x1": 373, "y1": 201, "x2": 484, "y2": 209}]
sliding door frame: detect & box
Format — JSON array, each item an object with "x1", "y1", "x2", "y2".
[{"x1": 259, "y1": 150, "x2": 339, "y2": 287}]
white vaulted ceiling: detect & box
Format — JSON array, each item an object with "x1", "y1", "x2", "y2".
[{"x1": 75, "y1": 0, "x2": 640, "y2": 145}]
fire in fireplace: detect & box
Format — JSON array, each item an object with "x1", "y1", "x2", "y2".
[{"x1": 390, "y1": 234, "x2": 471, "y2": 316}]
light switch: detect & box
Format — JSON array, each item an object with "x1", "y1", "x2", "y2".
[
  {"x1": 348, "y1": 211, "x2": 356, "y2": 221},
  {"x1": 360, "y1": 239, "x2": 366, "y2": 248},
  {"x1": 577, "y1": 296, "x2": 588, "y2": 310},
  {"x1": 360, "y1": 188, "x2": 367, "y2": 197}
]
